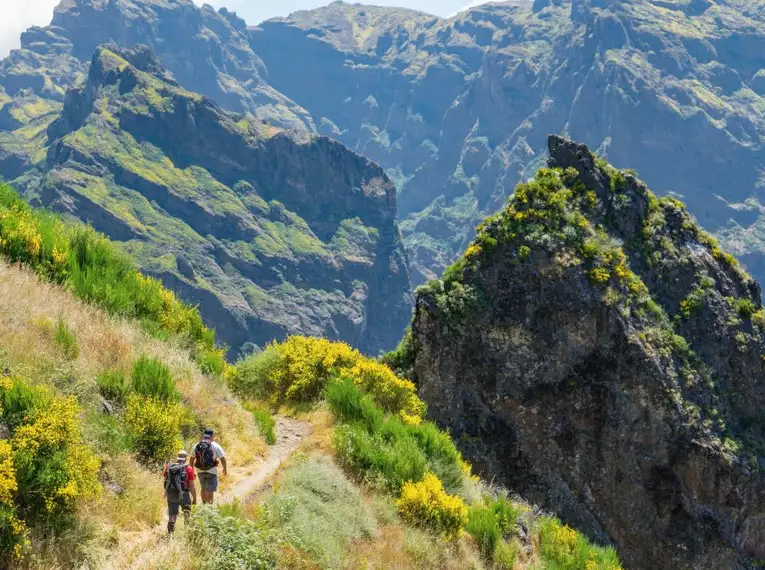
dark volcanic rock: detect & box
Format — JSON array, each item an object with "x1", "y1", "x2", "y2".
[{"x1": 409, "y1": 135, "x2": 765, "y2": 569}]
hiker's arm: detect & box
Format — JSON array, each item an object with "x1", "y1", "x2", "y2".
[
  {"x1": 189, "y1": 453, "x2": 196, "y2": 469},
  {"x1": 190, "y1": 480, "x2": 197, "y2": 504},
  {"x1": 220, "y1": 456, "x2": 227, "y2": 476}
]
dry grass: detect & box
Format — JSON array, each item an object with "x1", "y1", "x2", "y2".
[
  {"x1": 346, "y1": 525, "x2": 485, "y2": 570},
  {"x1": 0, "y1": 260, "x2": 267, "y2": 567}
]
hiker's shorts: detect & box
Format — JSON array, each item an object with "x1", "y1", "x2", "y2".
[
  {"x1": 198, "y1": 472, "x2": 218, "y2": 492},
  {"x1": 167, "y1": 493, "x2": 191, "y2": 516}
]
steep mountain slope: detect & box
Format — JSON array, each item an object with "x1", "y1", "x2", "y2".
[
  {"x1": 3, "y1": 45, "x2": 411, "y2": 357},
  {"x1": 0, "y1": 0, "x2": 312, "y2": 131},
  {"x1": 406, "y1": 135, "x2": 765, "y2": 569},
  {"x1": 249, "y1": 0, "x2": 765, "y2": 285}
]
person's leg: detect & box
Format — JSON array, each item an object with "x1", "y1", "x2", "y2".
[
  {"x1": 207, "y1": 473, "x2": 218, "y2": 503},
  {"x1": 167, "y1": 501, "x2": 179, "y2": 533}
]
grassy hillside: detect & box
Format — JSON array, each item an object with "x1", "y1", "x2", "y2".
[{"x1": 0, "y1": 182, "x2": 622, "y2": 568}]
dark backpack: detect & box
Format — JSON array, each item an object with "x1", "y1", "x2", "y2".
[
  {"x1": 195, "y1": 440, "x2": 218, "y2": 470},
  {"x1": 165, "y1": 463, "x2": 188, "y2": 500}
]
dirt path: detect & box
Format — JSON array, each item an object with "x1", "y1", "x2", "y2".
[
  {"x1": 220, "y1": 416, "x2": 312, "y2": 503},
  {"x1": 106, "y1": 416, "x2": 311, "y2": 569}
]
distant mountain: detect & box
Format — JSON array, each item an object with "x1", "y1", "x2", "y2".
[
  {"x1": 249, "y1": 0, "x2": 765, "y2": 285},
  {"x1": 0, "y1": 42, "x2": 411, "y2": 356}
]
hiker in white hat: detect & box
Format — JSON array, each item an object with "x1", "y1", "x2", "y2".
[{"x1": 162, "y1": 449, "x2": 197, "y2": 533}]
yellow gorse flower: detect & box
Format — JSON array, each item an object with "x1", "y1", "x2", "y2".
[{"x1": 396, "y1": 473, "x2": 468, "y2": 540}]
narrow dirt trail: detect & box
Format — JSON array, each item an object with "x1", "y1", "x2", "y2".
[
  {"x1": 106, "y1": 416, "x2": 311, "y2": 569},
  {"x1": 220, "y1": 416, "x2": 312, "y2": 503}
]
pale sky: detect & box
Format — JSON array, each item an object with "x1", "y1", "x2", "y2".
[{"x1": 0, "y1": 0, "x2": 488, "y2": 59}]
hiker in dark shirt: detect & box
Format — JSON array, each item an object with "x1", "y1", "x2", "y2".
[{"x1": 163, "y1": 449, "x2": 197, "y2": 533}]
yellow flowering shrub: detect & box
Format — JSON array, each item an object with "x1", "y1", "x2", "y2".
[
  {"x1": 396, "y1": 472, "x2": 468, "y2": 539},
  {"x1": 0, "y1": 377, "x2": 100, "y2": 544},
  {"x1": 0, "y1": 440, "x2": 28, "y2": 559},
  {"x1": 344, "y1": 359, "x2": 425, "y2": 424},
  {"x1": 234, "y1": 336, "x2": 426, "y2": 423},
  {"x1": 11, "y1": 395, "x2": 101, "y2": 524},
  {"x1": 589, "y1": 267, "x2": 611, "y2": 285},
  {"x1": 124, "y1": 394, "x2": 184, "y2": 464},
  {"x1": 538, "y1": 517, "x2": 622, "y2": 569}
]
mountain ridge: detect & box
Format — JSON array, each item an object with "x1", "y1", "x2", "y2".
[{"x1": 4, "y1": 42, "x2": 412, "y2": 357}]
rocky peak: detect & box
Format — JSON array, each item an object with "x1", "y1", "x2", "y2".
[{"x1": 408, "y1": 135, "x2": 765, "y2": 568}]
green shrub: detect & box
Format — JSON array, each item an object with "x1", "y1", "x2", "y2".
[
  {"x1": 130, "y1": 355, "x2": 179, "y2": 403},
  {"x1": 264, "y1": 456, "x2": 376, "y2": 567},
  {"x1": 252, "y1": 408, "x2": 276, "y2": 445},
  {"x1": 123, "y1": 394, "x2": 184, "y2": 464},
  {"x1": 326, "y1": 378, "x2": 471, "y2": 494},
  {"x1": 538, "y1": 516, "x2": 622, "y2": 569},
  {"x1": 95, "y1": 370, "x2": 129, "y2": 406},
  {"x1": 53, "y1": 318, "x2": 79, "y2": 360},
  {"x1": 466, "y1": 495, "x2": 521, "y2": 560},
  {"x1": 325, "y1": 376, "x2": 384, "y2": 430},
  {"x1": 396, "y1": 472, "x2": 468, "y2": 539},
  {"x1": 0, "y1": 377, "x2": 51, "y2": 432},
  {"x1": 735, "y1": 298, "x2": 757, "y2": 319},
  {"x1": 228, "y1": 346, "x2": 281, "y2": 401},
  {"x1": 334, "y1": 422, "x2": 427, "y2": 492},
  {"x1": 198, "y1": 347, "x2": 227, "y2": 377},
  {"x1": 187, "y1": 505, "x2": 277, "y2": 570},
  {"x1": 493, "y1": 540, "x2": 517, "y2": 569}
]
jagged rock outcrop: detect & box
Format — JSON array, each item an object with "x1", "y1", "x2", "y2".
[
  {"x1": 408, "y1": 135, "x2": 765, "y2": 569},
  {"x1": 18, "y1": 45, "x2": 412, "y2": 357},
  {"x1": 0, "y1": 0, "x2": 312, "y2": 129}
]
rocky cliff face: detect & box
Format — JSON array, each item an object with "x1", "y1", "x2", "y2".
[
  {"x1": 1, "y1": 0, "x2": 312, "y2": 129},
  {"x1": 249, "y1": 0, "x2": 765, "y2": 286},
  {"x1": 408, "y1": 135, "x2": 765, "y2": 569},
  {"x1": 14, "y1": 45, "x2": 411, "y2": 357}
]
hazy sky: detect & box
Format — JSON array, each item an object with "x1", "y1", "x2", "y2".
[{"x1": 0, "y1": 0, "x2": 487, "y2": 59}]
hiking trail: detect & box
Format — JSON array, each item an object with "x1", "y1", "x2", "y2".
[
  {"x1": 106, "y1": 415, "x2": 311, "y2": 569},
  {"x1": 221, "y1": 416, "x2": 312, "y2": 503}
]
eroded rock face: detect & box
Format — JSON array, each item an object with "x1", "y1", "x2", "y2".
[
  {"x1": 250, "y1": 0, "x2": 765, "y2": 287},
  {"x1": 410, "y1": 135, "x2": 765, "y2": 569},
  {"x1": 21, "y1": 45, "x2": 412, "y2": 357}
]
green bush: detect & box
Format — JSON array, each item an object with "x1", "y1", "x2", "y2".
[
  {"x1": 95, "y1": 370, "x2": 129, "y2": 406},
  {"x1": 130, "y1": 355, "x2": 179, "y2": 403},
  {"x1": 53, "y1": 318, "x2": 79, "y2": 360},
  {"x1": 252, "y1": 408, "x2": 276, "y2": 445},
  {"x1": 466, "y1": 495, "x2": 521, "y2": 560},
  {"x1": 227, "y1": 346, "x2": 281, "y2": 401},
  {"x1": 326, "y1": 378, "x2": 470, "y2": 494},
  {"x1": 0, "y1": 377, "x2": 51, "y2": 432},
  {"x1": 187, "y1": 505, "x2": 277, "y2": 570},
  {"x1": 334, "y1": 423, "x2": 427, "y2": 492},
  {"x1": 467, "y1": 505, "x2": 501, "y2": 557},
  {"x1": 263, "y1": 456, "x2": 376, "y2": 567},
  {"x1": 198, "y1": 347, "x2": 227, "y2": 377}
]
